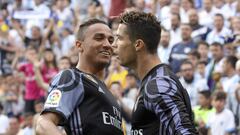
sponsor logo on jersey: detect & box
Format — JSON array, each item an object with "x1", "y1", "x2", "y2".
[
  {"x1": 45, "y1": 89, "x2": 62, "y2": 107},
  {"x1": 131, "y1": 129, "x2": 143, "y2": 135},
  {"x1": 102, "y1": 106, "x2": 122, "y2": 131}
]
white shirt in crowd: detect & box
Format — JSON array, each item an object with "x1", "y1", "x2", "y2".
[
  {"x1": 157, "y1": 45, "x2": 171, "y2": 64},
  {"x1": 0, "y1": 114, "x2": 9, "y2": 134},
  {"x1": 198, "y1": 9, "x2": 215, "y2": 28},
  {"x1": 180, "y1": 75, "x2": 208, "y2": 107},
  {"x1": 207, "y1": 108, "x2": 235, "y2": 135},
  {"x1": 221, "y1": 74, "x2": 239, "y2": 93},
  {"x1": 206, "y1": 27, "x2": 232, "y2": 45},
  {"x1": 170, "y1": 28, "x2": 182, "y2": 47}
]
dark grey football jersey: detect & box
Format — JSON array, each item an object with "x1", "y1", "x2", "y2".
[{"x1": 42, "y1": 68, "x2": 123, "y2": 135}]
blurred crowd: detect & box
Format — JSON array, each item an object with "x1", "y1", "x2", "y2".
[{"x1": 0, "y1": 0, "x2": 240, "y2": 135}]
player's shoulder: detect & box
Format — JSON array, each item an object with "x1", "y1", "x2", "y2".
[
  {"x1": 144, "y1": 75, "x2": 178, "y2": 96},
  {"x1": 50, "y1": 68, "x2": 83, "y2": 88}
]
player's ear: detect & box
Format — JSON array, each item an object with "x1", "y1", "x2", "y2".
[
  {"x1": 134, "y1": 39, "x2": 145, "y2": 52},
  {"x1": 76, "y1": 40, "x2": 83, "y2": 52}
]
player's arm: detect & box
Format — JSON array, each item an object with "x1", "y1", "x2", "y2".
[
  {"x1": 143, "y1": 77, "x2": 198, "y2": 134},
  {"x1": 37, "y1": 69, "x2": 84, "y2": 134},
  {"x1": 36, "y1": 112, "x2": 63, "y2": 135}
]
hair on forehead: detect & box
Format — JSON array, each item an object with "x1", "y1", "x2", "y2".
[{"x1": 77, "y1": 18, "x2": 108, "y2": 40}]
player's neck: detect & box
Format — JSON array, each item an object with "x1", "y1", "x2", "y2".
[
  {"x1": 136, "y1": 54, "x2": 161, "y2": 80},
  {"x1": 76, "y1": 61, "x2": 105, "y2": 80}
]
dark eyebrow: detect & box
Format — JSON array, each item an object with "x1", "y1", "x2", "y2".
[{"x1": 94, "y1": 33, "x2": 105, "y2": 37}]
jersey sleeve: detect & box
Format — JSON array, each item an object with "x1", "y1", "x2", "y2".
[
  {"x1": 143, "y1": 77, "x2": 198, "y2": 134},
  {"x1": 41, "y1": 69, "x2": 84, "y2": 125}
]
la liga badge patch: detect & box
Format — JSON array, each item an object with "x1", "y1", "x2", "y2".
[{"x1": 45, "y1": 89, "x2": 62, "y2": 107}]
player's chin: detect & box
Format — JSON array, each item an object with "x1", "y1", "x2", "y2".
[{"x1": 98, "y1": 58, "x2": 111, "y2": 66}]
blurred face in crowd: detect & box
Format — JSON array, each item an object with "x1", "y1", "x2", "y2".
[
  {"x1": 135, "y1": 0, "x2": 145, "y2": 11},
  {"x1": 181, "y1": 24, "x2": 192, "y2": 41},
  {"x1": 114, "y1": 24, "x2": 137, "y2": 68},
  {"x1": 111, "y1": 20, "x2": 120, "y2": 36},
  {"x1": 35, "y1": 102, "x2": 44, "y2": 113},
  {"x1": 214, "y1": 15, "x2": 224, "y2": 31},
  {"x1": 25, "y1": 115, "x2": 34, "y2": 127},
  {"x1": 170, "y1": 3, "x2": 180, "y2": 14},
  {"x1": 198, "y1": 93, "x2": 211, "y2": 108},
  {"x1": 188, "y1": 9, "x2": 199, "y2": 26},
  {"x1": 212, "y1": 98, "x2": 225, "y2": 113},
  {"x1": 181, "y1": 0, "x2": 193, "y2": 11},
  {"x1": 126, "y1": 75, "x2": 137, "y2": 89},
  {"x1": 77, "y1": 23, "x2": 114, "y2": 68},
  {"x1": 44, "y1": 50, "x2": 55, "y2": 63},
  {"x1": 209, "y1": 45, "x2": 223, "y2": 61},
  {"x1": 88, "y1": 2, "x2": 97, "y2": 17},
  {"x1": 203, "y1": 0, "x2": 212, "y2": 11},
  {"x1": 7, "y1": 117, "x2": 20, "y2": 135},
  {"x1": 213, "y1": 0, "x2": 224, "y2": 8},
  {"x1": 34, "y1": 0, "x2": 42, "y2": 6},
  {"x1": 109, "y1": 82, "x2": 122, "y2": 99},
  {"x1": 224, "y1": 45, "x2": 235, "y2": 56},
  {"x1": 180, "y1": 63, "x2": 194, "y2": 83},
  {"x1": 56, "y1": 0, "x2": 68, "y2": 10},
  {"x1": 110, "y1": 55, "x2": 121, "y2": 70},
  {"x1": 58, "y1": 58, "x2": 71, "y2": 70},
  {"x1": 31, "y1": 26, "x2": 41, "y2": 39},
  {"x1": 26, "y1": 48, "x2": 38, "y2": 62},
  {"x1": 197, "y1": 43, "x2": 209, "y2": 58},
  {"x1": 231, "y1": 17, "x2": 240, "y2": 32},
  {"x1": 171, "y1": 14, "x2": 180, "y2": 29},
  {"x1": 0, "y1": 9, "x2": 8, "y2": 19},
  {"x1": 159, "y1": 0, "x2": 169, "y2": 6},
  {"x1": 197, "y1": 63, "x2": 206, "y2": 77},
  {"x1": 160, "y1": 30, "x2": 170, "y2": 48},
  {"x1": 187, "y1": 54, "x2": 198, "y2": 68}
]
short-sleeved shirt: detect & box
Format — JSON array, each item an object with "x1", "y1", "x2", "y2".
[
  {"x1": 131, "y1": 64, "x2": 198, "y2": 135},
  {"x1": 42, "y1": 68, "x2": 123, "y2": 135},
  {"x1": 207, "y1": 108, "x2": 236, "y2": 135},
  {"x1": 18, "y1": 62, "x2": 43, "y2": 100}
]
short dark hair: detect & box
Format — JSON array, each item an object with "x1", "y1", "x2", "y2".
[
  {"x1": 126, "y1": 71, "x2": 139, "y2": 80},
  {"x1": 212, "y1": 91, "x2": 227, "y2": 101},
  {"x1": 225, "y1": 55, "x2": 238, "y2": 69},
  {"x1": 197, "y1": 60, "x2": 208, "y2": 66},
  {"x1": 199, "y1": 90, "x2": 211, "y2": 99},
  {"x1": 171, "y1": 13, "x2": 181, "y2": 21},
  {"x1": 60, "y1": 56, "x2": 71, "y2": 62},
  {"x1": 215, "y1": 13, "x2": 224, "y2": 20},
  {"x1": 188, "y1": 50, "x2": 200, "y2": 59},
  {"x1": 180, "y1": 60, "x2": 193, "y2": 68},
  {"x1": 77, "y1": 19, "x2": 108, "y2": 40},
  {"x1": 211, "y1": 42, "x2": 223, "y2": 49},
  {"x1": 181, "y1": 23, "x2": 192, "y2": 29},
  {"x1": 198, "y1": 41, "x2": 209, "y2": 48},
  {"x1": 119, "y1": 11, "x2": 161, "y2": 54}
]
